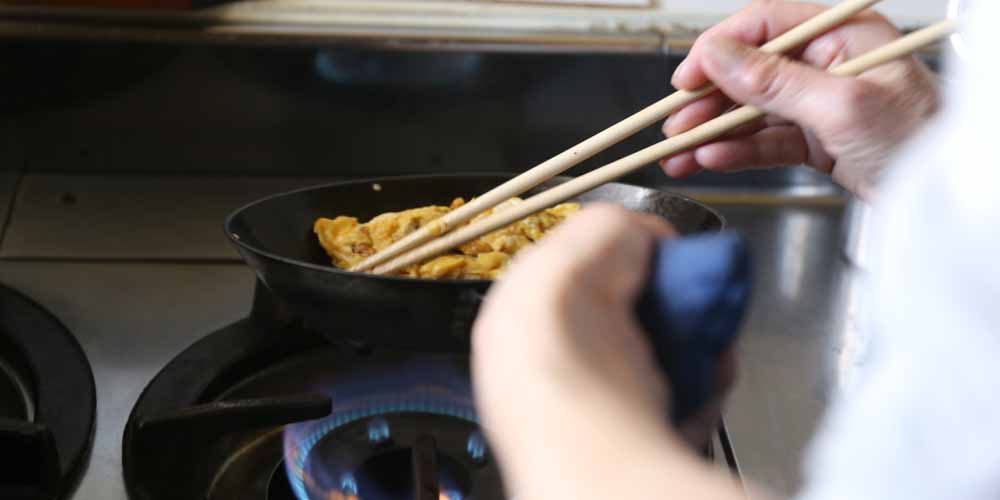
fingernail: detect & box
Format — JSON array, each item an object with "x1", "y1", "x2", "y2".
[
  {"x1": 670, "y1": 59, "x2": 688, "y2": 87},
  {"x1": 663, "y1": 157, "x2": 682, "y2": 177},
  {"x1": 703, "y1": 38, "x2": 750, "y2": 75}
]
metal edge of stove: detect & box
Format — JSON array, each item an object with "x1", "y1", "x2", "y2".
[
  {"x1": 0, "y1": 21, "x2": 948, "y2": 60},
  {"x1": 0, "y1": 2, "x2": 670, "y2": 53},
  {"x1": 717, "y1": 418, "x2": 742, "y2": 478},
  {"x1": 0, "y1": 173, "x2": 19, "y2": 244},
  {"x1": 0, "y1": 115, "x2": 23, "y2": 246},
  {"x1": 0, "y1": 20, "x2": 666, "y2": 54}
]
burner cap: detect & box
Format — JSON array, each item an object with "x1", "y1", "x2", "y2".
[{"x1": 0, "y1": 284, "x2": 96, "y2": 500}]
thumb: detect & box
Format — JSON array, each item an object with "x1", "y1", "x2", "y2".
[{"x1": 700, "y1": 37, "x2": 865, "y2": 134}]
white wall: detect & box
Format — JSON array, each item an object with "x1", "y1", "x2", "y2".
[{"x1": 665, "y1": 0, "x2": 948, "y2": 27}]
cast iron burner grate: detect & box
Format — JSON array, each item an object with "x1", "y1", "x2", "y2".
[
  {"x1": 123, "y1": 282, "x2": 503, "y2": 500},
  {"x1": 0, "y1": 284, "x2": 96, "y2": 500}
]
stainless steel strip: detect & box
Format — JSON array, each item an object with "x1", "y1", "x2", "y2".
[
  {"x1": 0, "y1": 173, "x2": 20, "y2": 245},
  {"x1": 0, "y1": 115, "x2": 23, "y2": 245},
  {"x1": 0, "y1": 20, "x2": 665, "y2": 53}
]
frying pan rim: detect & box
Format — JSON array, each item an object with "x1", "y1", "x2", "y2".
[{"x1": 223, "y1": 173, "x2": 726, "y2": 286}]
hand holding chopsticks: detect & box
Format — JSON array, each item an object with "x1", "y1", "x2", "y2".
[
  {"x1": 369, "y1": 18, "x2": 956, "y2": 276},
  {"x1": 352, "y1": 0, "x2": 886, "y2": 273}
]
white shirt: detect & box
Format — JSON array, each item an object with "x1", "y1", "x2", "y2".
[{"x1": 798, "y1": 5, "x2": 1000, "y2": 500}]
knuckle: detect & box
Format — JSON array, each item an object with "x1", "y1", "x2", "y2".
[
  {"x1": 841, "y1": 79, "x2": 879, "y2": 106},
  {"x1": 739, "y1": 52, "x2": 789, "y2": 104},
  {"x1": 691, "y1": 35, "x2": 718, "y2": 53},
  {"x1": 829, "y1": 81, "x2": 883, "y2": 131}
]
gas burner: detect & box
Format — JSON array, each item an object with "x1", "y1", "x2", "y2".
[
  {"x1": 0, "y1": 284, "x2": 96, "y2": 500},
  {"x1": 281, "y1": 357, "x2": 499, "y2": 500},
  {"x1": 124, "y1": 283, "x2": 503, "y2": 500},
  {"x1": 285, "y1": 413, "x2": 493, "y2": 500}
]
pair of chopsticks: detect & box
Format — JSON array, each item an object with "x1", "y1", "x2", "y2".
[{"x1": 356, "y1": 1, "x2": 957, "y2": 276}]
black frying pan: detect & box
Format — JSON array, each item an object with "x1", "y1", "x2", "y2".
[{"x1": 225, "y1": 174, "x2": 724, "y2": 353}]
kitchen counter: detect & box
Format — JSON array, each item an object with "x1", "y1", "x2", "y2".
[{"x1": 0, "y1": 174, "x2": 857, "y2": 498}]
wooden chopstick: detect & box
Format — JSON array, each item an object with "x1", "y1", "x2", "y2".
[
  {"x1": 351, "y1": 0, "x2": 885, "y2": 272},
  {"x1": 372, "y1": 19, "x2": 958, "y2": 276}
]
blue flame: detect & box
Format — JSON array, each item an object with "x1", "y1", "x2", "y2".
[
  {"x1": 465, "y1": 431, "x2": 486, "y2": 463},
  {"x1": 283, "y1": 358, "x2": 476, "y2": 500},
  {"x1": 340, "y1": 473, "x2": 359, "y2": 496},
  {"x1": 442, "y1": 489, "x2": 464, "y2": 500},
  {"x1": 367, "y1": 417, "x2": 391, "y2": 445}
]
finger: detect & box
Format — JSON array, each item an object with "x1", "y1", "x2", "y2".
[
  {"x1": 762, "y1": 113, "x2": 793, "y2": 128},
  {"x1": 694, "y1": 125, "x2": 809, "y2": 172},
  {"x1": 664, "y1": 97, "x2": 782, "y2": 143},
  {"x1": 513, "y1": 204, "x2": 672, "y2": 304},
  {"x1": 698, "y1": 37, "x2": 882, "y2": 138},
  {"x1": 795, "y1": 10, "x2": 902, "y2": 74},
  {"x1": 660, "y1": 152, "x2": 701, "y2": 179},
  {"x1": 631, "y1": 212, "x2": 678, "y2": 239},
  {"x1": 661, "y1": 121, "x2": 796, "y2": 176},
  {"x1": 663, "y1": 92, "x2": 731, "y2": 137},
  {"x1": 716, "y1": 116, "x2": 767, "y2": 141},
  {"x1": 674, "y1": 2, "x2": 903, "y2": 90},
  {"x1": 672, "y1": 1, "x2": 830, "y2": 89},
  {"x1": 714, "y1": 114, "x2": 791, "y2": 142}
]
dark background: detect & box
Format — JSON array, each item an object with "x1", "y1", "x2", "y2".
[{"x1": 0, "y1": 40, "x2": 826, "y2": 188}]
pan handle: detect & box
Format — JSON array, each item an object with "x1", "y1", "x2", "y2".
[{"x1": 636, "y1": 233, "x2": 752, "y2": 423}]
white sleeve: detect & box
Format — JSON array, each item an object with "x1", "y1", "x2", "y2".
[{"x1": 796, "y1": 7, "x2": 1000, "y2": 500}]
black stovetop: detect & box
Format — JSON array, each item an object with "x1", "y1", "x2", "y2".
[{"x1": 124, "y1": 282, "x2": 503, "y2": 500}]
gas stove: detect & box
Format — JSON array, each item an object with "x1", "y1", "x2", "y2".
[
  {"x1": 0, "y1": 173, "x2": 734, "y2": 500},
  {"x1": 123, "y1": 283, "x2": 503, "y2": 500}
]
